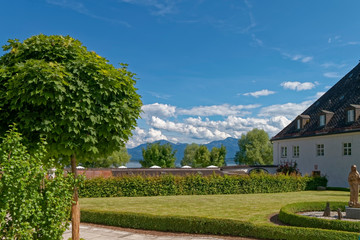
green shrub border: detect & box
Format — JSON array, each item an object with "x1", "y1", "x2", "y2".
[
  {"x1": 79, "y1": 174, "x2": 327, "y2": 198},
  {"x1": 81, "y1": 209, "x2": 359, "y2": 240},
  {"x1": 279, "y1": 201, "x2": 360, "y2": 232}
]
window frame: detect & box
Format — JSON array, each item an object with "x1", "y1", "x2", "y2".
[
  {"x1": 316, "y1": 144, "x2": 324, "y2": 156},
  {"x1": 347, "y1": 109, "x2": 355, "y2": 123},
  {"x1": 293, "y1": 146, "x2": 300, "y2": 158},
  {"x1": 319, "y1": 115, "x2": 325, "y2": 127},
  {"x1": 281, "y1": 146, "x2": 287, "y2": 158},
  {"x1": 343, "y1": 142, "x2": 352, "y2": 156}
]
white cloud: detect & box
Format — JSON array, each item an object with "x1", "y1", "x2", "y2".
[
  {"x1": 126, "y1": 127, "x2": 167, "y2": 148},
  {"x1": 141, "y1": 103, "x2": 176, "y2": 119},
  {"x1": 243, "y1": 89, "x2": 275, "y2": 98},
  {"x1": 323, "y1": 72, "x2": 341, "y2": 78},
  {"x1": 128, "y1": 100, "x2": 316, "y2": 147},
  {"x1": 321, "y1": 62, "x2": 346, "y2": 69},
  {"x1": 177, "y1": 104, "x2": 260, "y2": 116},
  {"x1": 258, "y1": 100, "x2": 312, "y2": 119},
  {"x1": 282, "y1": 53, "x2": 313, "y2": 63},
  {"x1": 281, "y1": 81, "x2": 316, "y2": 91}
]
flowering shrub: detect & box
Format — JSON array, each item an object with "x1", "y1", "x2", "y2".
[{"x1": 276, "y1": 160, "x2": 300, "y2": 175}]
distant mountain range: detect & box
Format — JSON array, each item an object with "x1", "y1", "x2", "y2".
[{"x1": 127, "y1": 137, "x2": 239, "y2": 166}]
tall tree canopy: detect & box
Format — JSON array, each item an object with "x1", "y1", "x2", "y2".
[
  {"x1": 181, "y1": 143, "x2": 199, "y2": 166},
  {"x1": 0, "y1": 34, "x2": 142, "y2": 161},
  {"x1": 140, "y1": 143, "x2": 176, "y2": 168},
  {"x1": 234, "y1": 128, "x2": 273, "y2": 165},
  {"x1": 0, "y1": 34, "x2": 142, "y2": 240}
]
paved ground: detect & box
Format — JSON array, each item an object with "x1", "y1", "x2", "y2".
[{"x1": 63, "y1": 223, "x2": 262, "y2": 240}]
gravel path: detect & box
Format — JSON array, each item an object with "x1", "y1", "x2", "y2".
[{"x1": 62, "y1": 223, "x2": 263, "y2": 240}]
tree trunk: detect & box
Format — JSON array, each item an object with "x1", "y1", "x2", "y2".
[{"x1": 71, "y1": 154, "x2": 80, "y2": 240}]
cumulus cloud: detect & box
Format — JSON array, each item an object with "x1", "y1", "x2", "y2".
[
  {"x1": 128, "y1": 101, "x2": 315, "y2": 147},
  {"x1": 177, "y1": 104, "x2": 260, "y2": 116},
  {"x1": 281, "y1": 81, "x2": 316, "y2": 91},
  {"x1": 243, "y1": 89, "x2": 275, "y2": 98},
  {"x1": 323, "y1": 72, "x2": 341, "y2": 78},
  {"x1": 141, "y1": 103, "x2": 176, "y2": 119},
  {"x1": 258, "y1": 100, "x2": 312, "y2": 119},
  {"x1": 126, "y1": 127, "x2": 167, "y2": 148}
]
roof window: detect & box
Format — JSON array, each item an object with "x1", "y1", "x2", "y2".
[
  {"x1": 345, "y1": 104, "x2": 360, "y2": 123},
  {"x1": 295, "y1": 115, "x2": 310, "y2": 130}
]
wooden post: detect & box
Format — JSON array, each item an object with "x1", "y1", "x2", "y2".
[{"x1": 71, "y1": 154, "x2": 80, "y2": 240}]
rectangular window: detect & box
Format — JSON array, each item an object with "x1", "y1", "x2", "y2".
[
  {"x1": 293, "y1": 146, "x2": 299, "y2": 158},
  {"x1": 296, "y1": 119, "x2": 301, "y2": 129},
  {"x1": 319, "y1": 115, "x2": 325, "y2": 126},
  {"x1": 347, "y1": 109, "x2": 355, "y2": 122},
  {"x1": 316, "y1": 144, "x2": 324, "y2": 156},
  {"x1": 344, "y1": 143, "x2": 352, "y2": 156},
  {"x1": 281, "y1": 146, "x2": 287, "y2": 158}
]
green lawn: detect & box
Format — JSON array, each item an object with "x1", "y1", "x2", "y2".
[{"x1": 80, "y1": 191, "x2": 348, "y2": 224}]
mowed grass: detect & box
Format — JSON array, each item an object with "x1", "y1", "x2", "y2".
[{"x1": 80, "y1": 191, "x2": 348, "y2": 224}]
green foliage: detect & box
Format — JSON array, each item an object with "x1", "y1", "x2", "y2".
[
  {"x1": 79, "y1": 173, "x2": 327, "y2": 198},
  {"x1": 181, "y1": 144, "x2": 227, "y2": 167},
  {"x1": 209, "y1": 144, "x2": 226, "y2": 167},
  {"x1": 0, "y1": 126, "x2": 74, "y2": 239},
  {"x1": 234, "y1": 128, "x2": 273, "y2": 165},
  {"x1": 140, "y1": 143, "x2": 176, "y2": 168},
  {"x1": 0, "y1": 34, "x2": 142, "y2": 162},
  {"x1": 279, "y1": 201, "x2": 360, "y2": 232},
  {"x1": 193, "y1": 145, "x2": 210, "y2": 167},
  {"x1": 181, "y1": 143, "x2": 199, "y2": 166},
  {"x1": 81, "y1": 209, "x2": 358, "y2": 240},
  {"x1": 81, "y1": 147, "x2": 131, "y2": 168}
]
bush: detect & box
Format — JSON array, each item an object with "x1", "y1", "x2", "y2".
[
  {"x1": 81, "y1": 209, "x2": 359, "y2": 240},
  {"x1": 0, "y1": 126, "x2": 74, "y2": 239},
  {"x1": 79, "y1": 173, "x2": 327, "y2": 198},
  {"x1": 279, "y1": 201, "x2": 360, "y2": 232}
]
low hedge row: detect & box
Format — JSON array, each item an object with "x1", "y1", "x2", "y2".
[
  {"x1": 279, "y1": 201, "x2": 360, "y2": 232},
  {"x1": 79, "y1": 173, "x2": 327, "y2": 198},
  {"x1": 81, "y1": 209, "x2": 359, "y2": 240}
]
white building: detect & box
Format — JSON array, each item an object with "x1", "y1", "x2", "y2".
[{"x1": 271, "y1": 63, "x2": 360, "y2": 187}]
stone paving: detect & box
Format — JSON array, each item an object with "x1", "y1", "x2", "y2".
[{"x1": 62, "y1": 223, "x2": 260, "y2": 240}]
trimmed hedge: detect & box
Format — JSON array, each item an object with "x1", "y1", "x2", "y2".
[
  {"x1": 79, "y1": 174, "x2": 327, "y2": 198},
  {"x1": 81, "y1": 209, "x2": 358, "y2": 240},
  {"x1": 279, "y1": 201, "x2": 360, "y2": 232}
]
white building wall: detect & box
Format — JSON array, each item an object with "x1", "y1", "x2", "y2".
[{"x1": 273, "y1": 132, "x2": 360, "y2": 187}]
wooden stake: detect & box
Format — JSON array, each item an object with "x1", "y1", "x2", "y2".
[{"x1": 71, "y1": 154, "x2": 80, "y2": 240}]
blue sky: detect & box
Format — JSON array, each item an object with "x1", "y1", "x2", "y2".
[{"x1": 2, "y1": 0, "x2": 360, "y2": 148}]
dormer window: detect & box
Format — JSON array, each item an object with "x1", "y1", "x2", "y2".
[
  {"x1": 319, "y1": 115, "x2": 325, "y2": 126},
  {"x1": 347, "y1": 109, "x2": 355, "y2": 122},
  {"x1": 295, "y1": 115, "x2": 310, "y2": 130},
  {"x1": 319, "y1": 110, "x2": 334, "y2": 127},
  {"x1": 345, "y1": 104, "x2": 360, "y2": 123}
]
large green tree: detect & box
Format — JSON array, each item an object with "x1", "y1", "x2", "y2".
[
  {"x1": 181, "y1": 143, "x2": 199, "y2": 166},
  {"x1": 140, "y1": 142, "x2": 176, "y2": 168},
  {"x1": 210, "y1": 144, "x2": 226, "y2": 167},
  {"x1": 234, "y1": 128, "x2": 273, "y2": 165},
  {"x1": 193, "y1": 145, "x2": 211, "y2": 167},
  {"x1": 0, "y1": 35, "x2": 142, "y2": 239}
]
